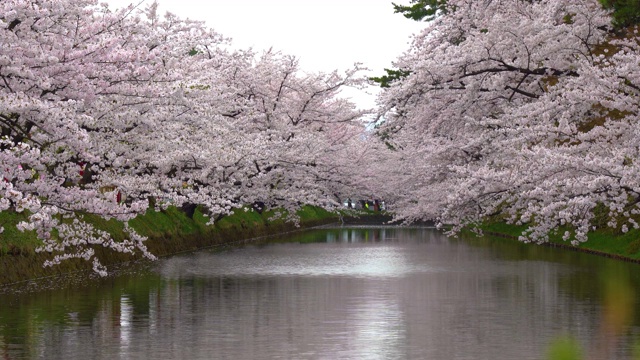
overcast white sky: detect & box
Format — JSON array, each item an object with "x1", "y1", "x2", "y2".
[{"x1": 104, "y1": 0, "x2": 424, "y2": 109}]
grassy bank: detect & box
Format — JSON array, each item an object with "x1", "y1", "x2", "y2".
[
  {"x1": 0, "y1": 205, "x2": 340, "y2": 285},
  {"x1": 479, "y1": 221, "x2": 640, "y2": 262}
]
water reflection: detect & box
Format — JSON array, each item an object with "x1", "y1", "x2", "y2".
[
  {"x1": 325, "y1": 227, "x2": 392, "y2": 243},
  {"x1": 1, "y1": 227, "x2": 640, "y2": 359}
]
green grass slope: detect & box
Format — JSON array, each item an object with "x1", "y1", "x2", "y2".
[
  {"x1": 0, "y1": 205, "x2": 339, "y2": 285},
  {"x1": 480, "y1": 221, "x2": 640, "y2": 262}
]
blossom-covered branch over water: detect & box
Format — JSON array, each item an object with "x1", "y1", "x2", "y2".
[
  {"x1": 374, "y1": 0, "x2": 640, "y2": 244},
  {"x1": 2, "y1": 0, "x2": 640, "y2": 273},
  {"x1": 0, "y1": 0, "x2": 372, "y2": 273}
]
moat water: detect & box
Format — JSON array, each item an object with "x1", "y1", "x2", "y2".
[{"x1": 1, "y1": 226, "x2": 639, "y2": 359}]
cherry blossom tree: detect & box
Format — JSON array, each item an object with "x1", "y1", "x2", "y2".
[
  {"x1": 1, "y1": 0, "x2": 369, "y2": 274},
  {"x1": 375, "y1": 0, "x2": 640, "y2": 244},
  {"x1": 1, "y1": 0, "x2": 165, "y2": 274}
]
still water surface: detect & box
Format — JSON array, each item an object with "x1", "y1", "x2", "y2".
[{"x1": 1, "y1": 227, "x2": 640, "y2": 359}]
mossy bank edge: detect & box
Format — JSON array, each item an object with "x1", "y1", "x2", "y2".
[
  {"x1": 475, "y1": 221, "x2": 640, "y2": 264},
  {"x1": 0, "y1": 205, "x2": 349, "y2": 286}
]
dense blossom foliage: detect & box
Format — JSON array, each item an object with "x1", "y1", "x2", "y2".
[
  {"x1": 375, "y1": 0, "x2": 640, "y2": 244},
  {"x1": 0, "y1": 0, "x2": 368, "y2": 274},
  {"x1": 7, "y1": 0, "x2": 638, "y2": 273}
]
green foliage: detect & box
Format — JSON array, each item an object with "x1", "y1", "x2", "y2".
[
  {"x1": 0, "y1": 205, "x2": 339, "y2": 259},
  {"x1": 81, "y1": 213, "x2": 127, "y2": 242},
  {"x1": 374, "y1": 128, "x2": 399, "y2": 151},
  {"x1": 296, "y1": 205, "x2": 334, "y2": 220},
  {"x1": 627, "y1": 238, "x2": 640, "y2": 256},
  {"x1": 392, "y1": 0, "x2": 448, "y2": 21},
  {"x1": 391, "y1": 0, "x2": 640, "y2": 30},
  {"x1": 0, "y1": 204, "x2": 343, "y2": 285},
  {"x1": 480, "y1": 221, "x2": 529, "y2": 238},
  {"x1": 392, "y1": 0, "x2": 640, "y2": 26},
  {"x1": 546, "y1": 335, "x2": 583, "y2": 360},
  {"x1": 563, "y1": 13, "x2": 575, "y2": 25},
  {"x1": 128, "y1": 206, "x2": 204, "y2": 238},
  {"x1": 369, "y1": 68, "x2": 411, "y2": 88},
  {"x1": 0, "y1": 211, "x2": 41, "y2": 255},
  {"x1": 599, "y1": 0, "x2": 640, "y2": 28},
  {"x1": 214, "y1": 207, "x2": 265, "y2": 230},
  {"x1": 478, "y1": 219, "x2": 640, "y2": 261}
]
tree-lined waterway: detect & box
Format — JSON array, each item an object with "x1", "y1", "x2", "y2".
[{"x1": 1, "y1": 227, "x2": 640, "y2": 359}]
